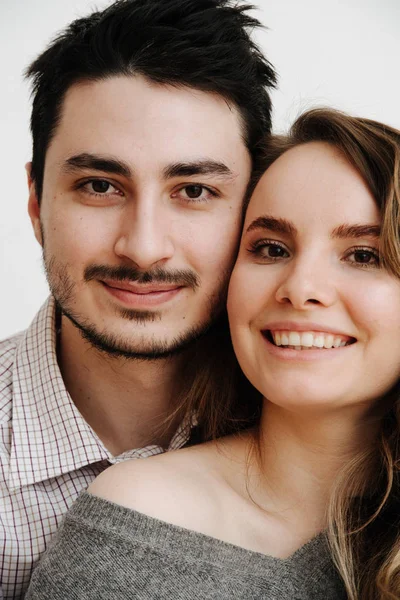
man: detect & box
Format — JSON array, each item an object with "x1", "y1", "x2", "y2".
[{"x1": 0, "y1": 0, "x2": 276, "y2": 596}]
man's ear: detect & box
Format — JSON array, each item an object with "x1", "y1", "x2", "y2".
[{"x1": 26, "y1": 162, "x2": 43, "y2": 246}]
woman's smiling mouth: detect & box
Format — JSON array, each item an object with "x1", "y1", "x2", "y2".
[{"x1": 264, "y1": 330, "x2": 356, "y2": 350}]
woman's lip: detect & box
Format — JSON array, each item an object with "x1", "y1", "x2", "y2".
[
  {"x1": 261, "y1": 321, "x2": 354, "y2": 338},
  {"x1": 261, "y1": 332, "x2": 353, "y2": 361}
]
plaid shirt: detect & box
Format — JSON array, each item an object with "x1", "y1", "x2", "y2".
[{"x1": 0, "y1": 297, "x2": 193, "y2": 599}]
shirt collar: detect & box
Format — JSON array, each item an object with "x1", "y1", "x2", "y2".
[
  {"x1": 8, "y1": 297, "x2": 111, "y2": 489},
  {"x1": 8, "y1": 297, "x2": 193, "y2": 489}
]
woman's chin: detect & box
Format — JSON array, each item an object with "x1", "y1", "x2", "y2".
[{"x1": 258, "y1": 381, "x2": 354, "y2": 415}]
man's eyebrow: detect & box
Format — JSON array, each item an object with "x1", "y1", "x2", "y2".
[
  {"x1": 163, "y1": 160, "x2": 234, "y2": 180},
  {"x1": 62, "y1": 153, "x2": 132, "y2": 178},
  {"x1": 331, "y1": 224, "x2": 381, "y2": 239},
  {"x1": 246, "y1": 216, "x2": 297, "y2": 236}
]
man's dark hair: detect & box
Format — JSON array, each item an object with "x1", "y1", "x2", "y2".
[{"x1": 26, "y1": 0, "x2": 277, "y2": 200}]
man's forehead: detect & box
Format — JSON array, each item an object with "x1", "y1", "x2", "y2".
[
  {"x1": 47, "y1": 76, "x2": 251, "y2": 177},
  {"x1": 59, "y1": 152, "x2": 240, "y2": 183},
  {"x1": 58, "y1": 75, "x2": 246, "y2": 136}
]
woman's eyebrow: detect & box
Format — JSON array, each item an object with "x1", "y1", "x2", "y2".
[
  {"x1": 246, "y1": 216, "x2": 297, "y2": 236},
  {"x1": 331, "y1": 224, "x2": 381, "y2": 239}
]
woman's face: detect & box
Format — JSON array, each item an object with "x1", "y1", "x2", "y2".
[{"x1": 228, "y1": 142, "x2": 400, "y2": 412}]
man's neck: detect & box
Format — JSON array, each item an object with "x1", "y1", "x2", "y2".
[{"x1": 58, "y1": 316, "x2": 186, "y2": 456}]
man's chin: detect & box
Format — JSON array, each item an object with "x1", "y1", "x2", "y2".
[{"x1": 62, "y1": 306, "x2": 213, "y2": 361}]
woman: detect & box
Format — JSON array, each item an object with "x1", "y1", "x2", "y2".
[{"x1": 26, "y1": 108, "x2": 400, "y2": 599}]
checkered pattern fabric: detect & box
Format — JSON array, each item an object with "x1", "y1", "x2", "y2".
[{"x1": 0, "y1": 297, "x2": 192, "y2": 599}]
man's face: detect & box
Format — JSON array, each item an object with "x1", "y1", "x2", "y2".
[{"x1": 28, "y1": 75, "x2": 251, "y2": 358}]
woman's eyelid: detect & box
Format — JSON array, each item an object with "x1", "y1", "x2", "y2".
[
  {"x1": 249, "y1": 235, "x2": 290, "y2": 251},
  {"x1": 246, "y1": 237, "x2": 291, "y2": 260},
  {"x1": 341, "y1": 245, "x2": 381, "y2": 269},
  {"x1": 343, "y1": 244, "x2": 380, "y2": 258}
]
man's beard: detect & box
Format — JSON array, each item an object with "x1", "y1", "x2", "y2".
[{"x1": 43, "y1": 253, "x2": 229, "y2": 361}]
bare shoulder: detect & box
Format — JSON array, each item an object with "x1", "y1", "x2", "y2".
[{"x1": 88, "y1": 441, "x2": 226, "y2": 528}]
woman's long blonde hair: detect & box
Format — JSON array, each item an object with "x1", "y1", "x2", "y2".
[
  {"x1": 255, "y1": 108, "x2": 400, "y2": 599},
  {"x1": 159, "y1": 311, "x2": 262, "y2": 444},
  {"x1": 166, "y1": 107, "x2": 400, "y2": 598}
]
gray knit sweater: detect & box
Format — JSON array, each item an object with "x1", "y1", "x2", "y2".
[{"x1": 26, "y1": 492, "x2": 346, "y2": 599}]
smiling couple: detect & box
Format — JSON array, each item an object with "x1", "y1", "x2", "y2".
[{"x1": 2, "y1": 1, "x2": 400, "y2": 599}]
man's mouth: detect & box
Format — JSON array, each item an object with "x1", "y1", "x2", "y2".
[
  {"x1": 101, "y1": 279, "x2": 182, "y2": 295},
  {"x1": 98, "y1": 278, "x2": 185, "y2": 308},
  {"x1": 262, "y1": 330, "x2": 356, "y2": 350}
]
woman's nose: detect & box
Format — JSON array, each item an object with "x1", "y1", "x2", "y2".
[{"x1": 275, "y1": 253, "x2": 337, "y2": 310}]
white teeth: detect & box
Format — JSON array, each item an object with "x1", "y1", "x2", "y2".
[
  {"x1": 288, "y1": 332, "x2": 301, "y2": 346},
  {"x1": 281, "y1": 332, "x2": 289, "y2": 346},
  {"x1": 270, "y1": 330, "x2": 351, "y2": 350},
  {"x1": 301, "y1": 332, "x2": 313, "y2": 347},
  {"x1": 314, "y1": 334, "x2": 325, "y2": 348}
]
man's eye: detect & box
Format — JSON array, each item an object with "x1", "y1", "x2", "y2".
[
  {"x1": 185, "y1": 185, "x2": 204, "y2": 199},
  {"x1": 248, "y1": 240, "x2": 290, "y2": 260},
  {"x1": 79, "y1": 179, "x2": 121, "y2": 196},
  {"x1": 172, "y1": 184, "x2": 217, "y2": 203}
]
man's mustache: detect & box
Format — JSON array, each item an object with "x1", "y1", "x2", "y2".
[{"x1": 84, "y1": 264, "x2": 200, "y2": 290}]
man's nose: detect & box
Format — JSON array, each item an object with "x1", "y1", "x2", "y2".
[{"x1": 113, "y1": 198, "x2": 175, "y2": 269}]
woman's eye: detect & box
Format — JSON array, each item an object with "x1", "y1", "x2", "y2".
[
  {"x1": 266, "y1": 245, "x2": 288, "y2": 258},
  {"x1": 172, "y1": 184, "x2": 217, "y2": 203},
  {"x1": 345, "y1": 248, "x2": 380, "y2": 267},
  {"x1": 248, "y1": 240, "x2": 289, "y2": 260}
]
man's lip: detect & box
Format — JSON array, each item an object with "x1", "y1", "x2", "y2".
[
  {"x1": 100, "y1": 279, "x2": 183, "y2": 294},
  {"x1": 261, "y1": 321, "x2": 355, "y2": 338}
]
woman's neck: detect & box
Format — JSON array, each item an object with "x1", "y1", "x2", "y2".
[{"x1": 242, "y1": 400, "x2": 379, "y2": 535}]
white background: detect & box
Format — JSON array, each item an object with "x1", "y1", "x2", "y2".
[{"x1": 1, "y1": 0, "x2": 399, "y2": 339}]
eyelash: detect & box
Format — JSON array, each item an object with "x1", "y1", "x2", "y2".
[
  {"x1": 75, "y1": 179, "x2": 219, "y2": 203},
  {"x1": 247, "y1": 240, "x2": 381, "y2": 268},
  {"x1": 171, "y1": 183, "x2": 219, "y2": 203},
  {"x1": 343, "y1": 246, "x2": 381, "y2": 268},
  {"x1": 247, "y1": 239, "x2": 289, "y2": 261},
  {"x1": 75, "y1": 178, "x2": 122, "y2": 198}
]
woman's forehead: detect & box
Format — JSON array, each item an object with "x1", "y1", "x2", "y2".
[{"x1": 245, "y1": 142, "x2": 379, "y2": 230}]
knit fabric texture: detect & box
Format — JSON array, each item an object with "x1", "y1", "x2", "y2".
[{"x1": 26, "y1": 492, "x2": 346, "y2": 599}]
